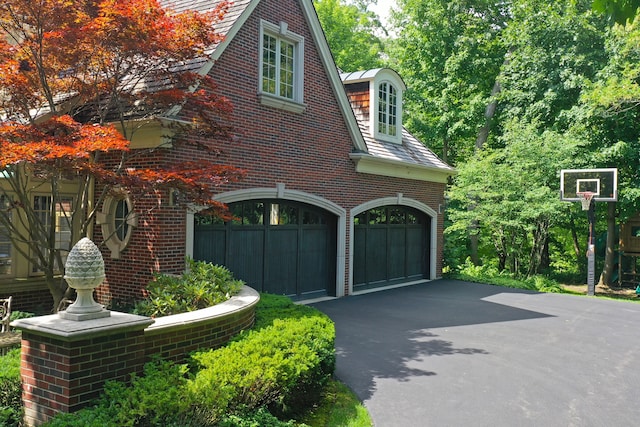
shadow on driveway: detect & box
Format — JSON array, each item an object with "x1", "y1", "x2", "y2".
[{"x1": 312, "y1": 280, "x2": 552, "y2": 402}]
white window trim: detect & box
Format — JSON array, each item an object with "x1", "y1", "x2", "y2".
[
  {"x1": 258, "y1": 20, "x2": 306, "y2": 113},
  {"x1": 96, "y1": 193, "x2": 138, "y2": 259},
  {"x1": 372, "y1": 79, "x2": 403, "y2": 144},
  {"x1": 30, "y1": 194, "x2": 74, "y2": 275}
]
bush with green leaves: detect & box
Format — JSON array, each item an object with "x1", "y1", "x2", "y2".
[
  {"x1": 0, "y1": 347, "x2": 22, "y2": 427},
  {"x1": 134, "y1": 258, "x2": 244, "y2": 317},
  {"x1": 44, "y1": 294, "x2": 335, "y2": 426},
  {"x1": 44, "y1": 360, "x2": 201, "y2": 427},
  {"x1": 189, "y1": 294, "x2": 335, "y2": 420},
  {"x1": 451, "y1": 258, "x2": 564, "y2": 292}
]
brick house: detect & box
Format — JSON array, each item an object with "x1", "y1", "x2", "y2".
[{"x1": 1, "y1": 0, "x2": 454, "y2": 309}]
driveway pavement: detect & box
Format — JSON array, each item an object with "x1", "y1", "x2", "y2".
[{"x1": 311, "y1": 280, "x2": 640, "y2": 427}]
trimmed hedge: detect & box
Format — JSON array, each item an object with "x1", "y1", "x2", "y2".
[
  {"x1": 189, "y1": 294, "x2": 335, "y2": 419},
  {"x1": 44, "y1": 294, "x2": 334, "y2": 426}
]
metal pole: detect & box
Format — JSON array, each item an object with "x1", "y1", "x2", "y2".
[{"x1": 586, "y1": 200, "x2": 596, "y2": 296}]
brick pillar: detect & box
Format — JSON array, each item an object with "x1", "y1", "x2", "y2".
[{"x1": 12, "y1": 312, "x2": 153, "y2": 426}]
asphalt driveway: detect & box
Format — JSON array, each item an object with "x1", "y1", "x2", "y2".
[{"x1": 311, "y1": 280, "x2": 640, "y2": 427}]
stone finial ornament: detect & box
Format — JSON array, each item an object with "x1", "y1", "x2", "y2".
[{"x1": 59, "y1": 237, "x2": 110, "y2": 321}]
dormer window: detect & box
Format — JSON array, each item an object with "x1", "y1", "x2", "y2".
[
  {"x1": 340, "y1": 68, "x2": 406, "y2": 144},
  {"x1": 378, "y1": 82, "x2": 398, "y2": 137}
]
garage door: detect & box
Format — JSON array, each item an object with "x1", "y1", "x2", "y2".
[
  {"x1": 194, "y1": 200, "x2": 337, "y2": 299},
  {"x1": 353, "y1": 205, "x2": 429, "y2": 291}
]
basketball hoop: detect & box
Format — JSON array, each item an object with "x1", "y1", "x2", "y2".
[{"x1": 577, "y1": 192, "x2": 594, "y2": 211}]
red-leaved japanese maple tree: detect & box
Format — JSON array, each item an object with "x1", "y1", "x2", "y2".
[{"x1": 0, "y1": 0, "x2": 244, "y2": 311}]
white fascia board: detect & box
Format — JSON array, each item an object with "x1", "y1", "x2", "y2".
[{"x1": 350, "y1": 153, "x2": 456, "y2": 183}]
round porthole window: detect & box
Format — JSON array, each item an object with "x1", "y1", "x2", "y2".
[{"x1": 96, "y1": 193, "x2": 137, "y2": 259}]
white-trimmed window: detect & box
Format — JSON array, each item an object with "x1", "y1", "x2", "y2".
[
  {"x1": 97, "y1": 193, "x2": 137, "y2": 259},
  {"x1": 259, "y1": 20, "x2": 306, "y2": 113},
  {"x1": 378, "y1": 82, "x2": 398, "y2": 137},
  {"x1": 32, "y1": 195, "x2": 73, "y2": 273}
]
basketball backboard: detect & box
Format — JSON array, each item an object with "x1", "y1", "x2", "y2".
[{"x1": 560, "y1": 168, "x2": 618, "y2": 202}]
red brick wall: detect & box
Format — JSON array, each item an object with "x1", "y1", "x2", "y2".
[
  {"x1": 20, "y1": 329, "x2": 147, "y2": 425},
  {"x1": 144, "y1": 304, "x2": 255, "y2": 363},
  {"x1": 94, "y1": 0, "x2": 447, "y2": 303}
]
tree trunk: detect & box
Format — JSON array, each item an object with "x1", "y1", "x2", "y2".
[
  {"x1": 475, "y1": 79, "x2": 501, "y2": 150},
  {"x1": 599, "y1": 201, "x2": 617, "y2": 286},
  {"x1": 45, "y1": 276, "x2": 68, "y2": 314},
  {"x1": 468, "y1": 79, "x2": 502, "y2": 265}
]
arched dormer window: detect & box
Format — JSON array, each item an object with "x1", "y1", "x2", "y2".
[
  {"x1": 370, "y1": 69, "x2": 404, "y2": 144},
  {"x1": 378, "y1": 82, "x2": 398, "y2": 137},
  {"x1": 340, "y1": 68, "x2": 406, "y2": 144}
]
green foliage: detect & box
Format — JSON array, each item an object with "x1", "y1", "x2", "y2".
[
  {"x1": 314, "y1": 0, "x2": 385, "y2": 72},
  {"x1": 0, "y1": 348, "x2": 22, "y2": 427},
  {"x1": 134, "y1": 259, "x2": 244, "y2": 317},
  {"x1": 389, "y1": 0, "x2": 507, "y2": 164},
  {"x1": 451, "y1": 258, "x2": 565, "y2": 293},
  {"x1": 218, "y1": 407, "x2": 305, "y2": 427},
  {"x1": 189, "y1": 296, "x2": 335, "y2": 420},
  {"x1": 446, "y1": 120, "x2": 580, "y2": 275},
  {"x1": 593, "y1": 0, "x2": 640, "y2": 24},
  {"x1": 45, "y1": 360, "x2": 195, "y2": 427},
  {"x1": 45, "y1": 294, "x2": 335, "y2": 426},
  {"x1": 498, "y1": 0, "x2": 608, "y2": 133},
  {"x1": 298, "y1": 379, "x2": 372, "y2": 427}
]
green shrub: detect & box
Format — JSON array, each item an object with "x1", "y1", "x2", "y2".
[
  {"x1": 44, "y1": 360, "x2": 196, "y2": 427},
  {"x1": 0, "y1": 348, "x2": 22, "y2": 427},
  {"x1": 189, "y1": 295, "x2": 335, "y2": 420},
  {"x1": 134, "y1": 259, "x2": 244, "y2": 317},
  {"x1": 218, "y1": 407, "x2": 306, "y2": 427},
  {"x1": 45, "y1": 294, "x2": 334, "y2": 426}
]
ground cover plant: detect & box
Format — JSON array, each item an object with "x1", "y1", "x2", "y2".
[
  {"x1": 43, "y1": 294, "x2": 337, "y2": 426},
  {"x1": 0, "y1": 347, "x2": 22, "y2": 426},
  {"x1": 449, "y1": 259, "x2": 640, "y2": 301}
]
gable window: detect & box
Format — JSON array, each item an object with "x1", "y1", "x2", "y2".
[
  {"x1": 378, "y1": 82, "x2": 398, "y2": 138},
  {"x1": 259, "y1": 20, "x2": 306, "y2": 113}
]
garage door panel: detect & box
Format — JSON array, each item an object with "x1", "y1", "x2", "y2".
[
  {"x1": 193, "y1": 228, "x2": 226, "y2": 265},
  {"x1": 265, "y1": 228, "x2": 298, "y2": 295},
  {"x1": 366, "y1": 228, "x2": 388, "y2": 284},
  {"x1": 353, "y1": 227, "x2": 367, "y2": 286},
  {"x1": 388, "y1": 228, "x2": 407, "y2": 280},
  {"x1": 406, "y1": 227, "x2": 425, "y2": 277},
  {"x1": 227, "y1": 229, "x2": 264, "y2": 291},
  {"x1": 300, "y1": 228, "x2": 330, "y2": 295}
]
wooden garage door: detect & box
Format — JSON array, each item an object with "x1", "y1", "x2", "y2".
[
  {"x1": 353, "y1": 205, "x2": 429, "y2": 291},
  {"x1": 194, "y1": 200, "x2": 336, "y2": 299}
]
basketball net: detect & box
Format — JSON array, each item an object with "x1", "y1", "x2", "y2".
[{"x1": 577, "y1": 192, "x2": 594, "y2": 211}]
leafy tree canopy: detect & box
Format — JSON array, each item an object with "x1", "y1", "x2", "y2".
[{"x1": 313, "y1": 0, "x2": 385, "y2": 72}]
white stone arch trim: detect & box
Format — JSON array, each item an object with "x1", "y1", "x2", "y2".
[
  {"x1": 349, "y1": 194, "x2": 438, "y2": 294},
  {"x1": 185, "y1": 185, "x2": 347, "y2": 297}
]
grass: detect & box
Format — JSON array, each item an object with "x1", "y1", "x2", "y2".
[
  {"x1": 297, "y1": 378, "x2": 372, "y2": 427},
  {"x1": 448, "y1": 263, "x2": 640, "y2": 303}
]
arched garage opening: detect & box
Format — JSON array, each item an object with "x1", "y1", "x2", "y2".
[
  {"x1": 193, "y1": 199, "x2": 337, "y2": 299},
  {"x1": 353, "y1": 204, "x2": 431, "y2": 292}
]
